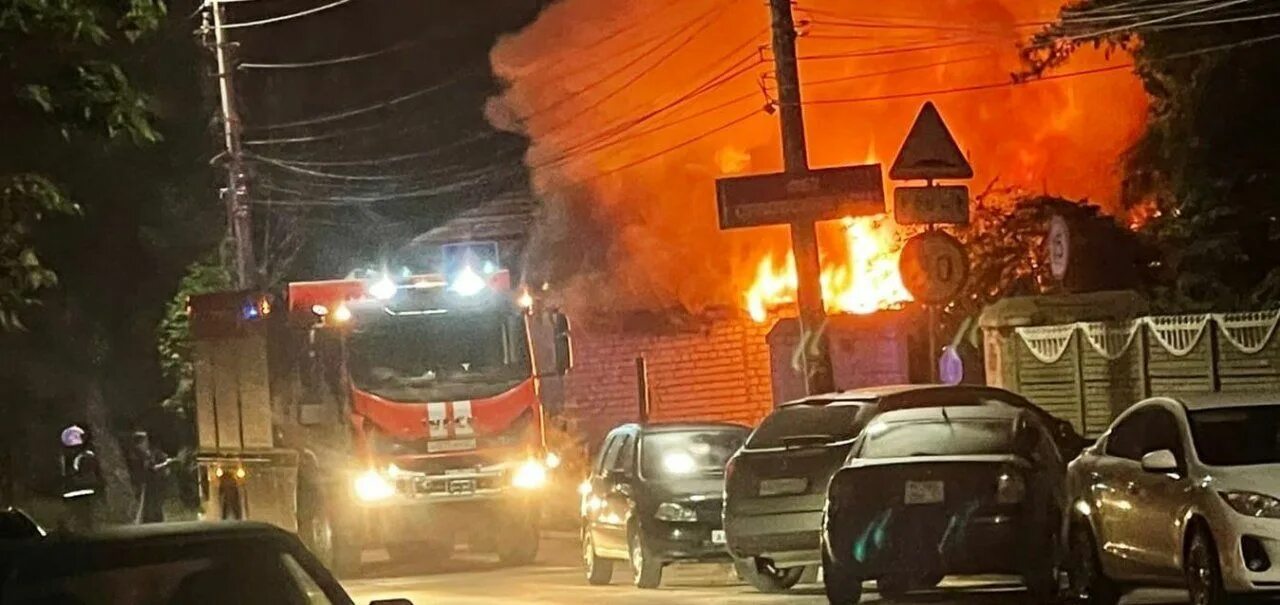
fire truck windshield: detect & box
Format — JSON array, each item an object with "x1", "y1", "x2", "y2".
[{"x1": 347, "y1": 310, "x2": 532, "y2": 402}]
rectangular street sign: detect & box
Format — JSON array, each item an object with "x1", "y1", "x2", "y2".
[
  {"x1": 716, "y1": 164, "x2": 885, "y2": 229},
  {"x1": 893, "y1": 185, "x2": 970, "y2": 225}
]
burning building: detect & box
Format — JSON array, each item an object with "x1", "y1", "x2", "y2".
[{"x1": 486, "y1": 0, "x2": 1149, "y2": 436}]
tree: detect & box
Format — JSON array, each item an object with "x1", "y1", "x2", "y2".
[
  {"x1": 1023, "y1": 1, "x2": 1280, "y2": 310},
  {"x1": 0, "y1": 0, "x2": 165, "y2": 328}
]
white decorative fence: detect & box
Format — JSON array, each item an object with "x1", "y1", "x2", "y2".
[{"x1": 1006, "y1": 310, "x2": 1280, "y2": 437}]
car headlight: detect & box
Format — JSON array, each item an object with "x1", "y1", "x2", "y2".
[
  {"x1": 1220, "y1": 491, "x2": 1280, "y2": 518},
  {"x1": 354, "y1": 470, "x2": 395, "y2": 502},
  {"x1": 654, "y1": 502, "x2": 697, "y2": 522},
  {"x1": 512, "y1": 459, "x2": 548, "y2": 489}
]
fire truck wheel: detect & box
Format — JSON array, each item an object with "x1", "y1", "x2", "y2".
[
  {"x1": 300, "y1": 498, "x2": 361, "y2": 577},
  {"x1": 496, "y1": 520, "x2": 540, "y2": 566}
]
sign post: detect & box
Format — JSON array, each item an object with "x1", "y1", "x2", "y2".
[{"x1": 890, "y1": 102, "x2": 974, "y2": 381}]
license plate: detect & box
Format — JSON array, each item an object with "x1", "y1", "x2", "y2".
[
  {"x1": 904, "y1": 480, "x2": 944, "y2": 504},
  {"x1": 447, "y1": 479, "x2": 476, "y2": 494},
  {"x1": 711, "y1": 530, "x2": 726, "y2": 544},
  {"x1": 427, "y1": 438, "x2": 477, "y2": 454},
  {"x1": 758, "y1": 478, "x2": 808, "y2": 497}
]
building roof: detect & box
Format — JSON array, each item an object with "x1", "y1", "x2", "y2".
[{"x1": 1172, "y1": 392, "x2": 1280, "y2": 411}]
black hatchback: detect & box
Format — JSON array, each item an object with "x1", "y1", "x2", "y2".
[
  {"x1": 723, "y1": 385, "x2": 1084, "y2": 593},
  {"x1": 580, "y1": 422, "x2": 749, "y2": 589}
]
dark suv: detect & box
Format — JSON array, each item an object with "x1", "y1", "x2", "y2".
[
  {"x1": 580, "y1": 422, "x2": 749, "y2": 589},
  {"x1": 723, "y1": 384, "x2": 1084, "y2": 593}
]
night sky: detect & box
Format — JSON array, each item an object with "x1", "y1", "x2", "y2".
[{"x1": 218, "y1": 0, "x2": 547, "y2": 278}]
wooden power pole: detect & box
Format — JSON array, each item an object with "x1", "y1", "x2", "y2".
[
  {"x1": 205, "y1": 0, "x2": 256, "y2": 288},
  {"x1": 767, "y1": 0, "x2": 834, "y2": 395}
]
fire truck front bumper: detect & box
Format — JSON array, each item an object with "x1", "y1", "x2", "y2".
[{"x1": 346, "y1": 464, "x2": 546, "y2": 547}]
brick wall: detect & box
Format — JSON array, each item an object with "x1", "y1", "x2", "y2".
[{"x1": 563, "y1": 308, "x2": 781, "y2": 444}]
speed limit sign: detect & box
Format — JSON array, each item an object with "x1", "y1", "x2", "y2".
[{"x1": 899, "y1": 231, "x2": 969, "y2": 304}]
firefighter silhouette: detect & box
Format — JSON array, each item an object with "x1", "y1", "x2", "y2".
[
  {"x1": 218, "y1": 468, "x2": 244, "y2": 520},
  {"x1": 59, "y1": 425, "x2": 103, "y2": 533}
]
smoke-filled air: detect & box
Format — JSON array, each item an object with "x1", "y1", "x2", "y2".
[{"x1": 487, "y1": 0, "x2": 1148, "y2": 318}]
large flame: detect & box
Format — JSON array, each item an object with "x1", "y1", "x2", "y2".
[
  {"x1": 488, "y1": 0, "x2": 1149, "y2": 316},
  {"x1": 745, "y1": 216, "x2": 912, "y2": 322}
]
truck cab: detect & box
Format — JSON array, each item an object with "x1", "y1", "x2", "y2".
[{"x1": 189, "y1": 243, "x2": 571, "y2": 575}]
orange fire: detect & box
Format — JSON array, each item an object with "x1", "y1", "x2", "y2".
[
  {"x1": 745, "y1": 216, "x2": 912, "y2": 322},
  {"x1": 488, "y1": 0, "x2": 1149, "y2": 316}
]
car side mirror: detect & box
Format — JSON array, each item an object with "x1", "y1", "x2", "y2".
[
  {"x1": 370, "y1": 600, "x2": 414, "y2": 605},
  {"x1": 552, "y1": 311, "x2": 573, "y2": 376},
  {"x1": 1140, "y1": 449, "x2": 1179, "y2": 474}
]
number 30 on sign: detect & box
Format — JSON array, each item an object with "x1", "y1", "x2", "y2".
[{"x1": 898, "y1": 231, "x2": 969, "y2": 304}]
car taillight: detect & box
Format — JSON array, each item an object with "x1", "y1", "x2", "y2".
[
  {"x1": 996, "y1": 471, "x2": 1026, "y2": 504},
  {"x1": 724, "y1": 455, "x2": 737, "y2": 482}
]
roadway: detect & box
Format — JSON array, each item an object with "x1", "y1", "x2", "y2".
[{"x1": 343, "y1": 533, "x2": 1192, "y2": 605}]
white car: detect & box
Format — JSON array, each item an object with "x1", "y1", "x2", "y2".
[{"x1": 1066, "y1": 393, "x2": 1280, "y2": 605}]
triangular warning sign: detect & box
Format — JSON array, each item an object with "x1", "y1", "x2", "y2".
[{"x1": 889, "y1": 102, "x2": 973, "y2": 181}]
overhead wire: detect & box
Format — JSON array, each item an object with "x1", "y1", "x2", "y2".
[
  {"x1": 239, "y1": 35, "x2": 429, "y2": 70},
  {"x1": 221, "y1": 0, "x2": 360, "y2": 29},
  {"x1": 246, "y1": 63, "x2": 490, "y2": 131}
]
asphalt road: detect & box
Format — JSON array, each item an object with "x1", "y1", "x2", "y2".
[{"x1": 343, "y1": 534, "x2": 1193, "y2": 605}]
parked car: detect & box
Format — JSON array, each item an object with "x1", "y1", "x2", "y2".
[
  {"x1": 723, "y1": 384, "x2": 1083, "y2": 593},
  {"x1": 580, "y1": 422, "x2": 749, "y2": 588},
  {"x1": 821, "y1": 404, "x2": 1069, "y2": 604},
  {"x1": 0, "y1": 508, "x2": 44, "y2": 541},
  {"x1": 1066, "y1": 393, "x2": 1280, "y2": 605},
  {"x1": 0, "y1": 521, "x2": 413, "y2": 605}
]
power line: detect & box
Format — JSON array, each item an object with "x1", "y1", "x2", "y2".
[
  {"x1": 222, "y1": 0, "x2": 361, "y2": 29},
  {"x1": 802, "y1": 64, "x2": 1134, "y2": 107},
  {"x1": 1049, "y1": 0, "x2": 1258, "y2": 43},
  {"x1": 239, "y1": 35, "x2": 428, "y2": 70},
  {"x1": 521, "y1": 0, "x2": 734, "y2": 122},
  {"x1": 246, "y1": 65, "x2": 490, "y2": 131},
  {"x1": 588, "y1": 109, "x2": 762, "y2": 181}
]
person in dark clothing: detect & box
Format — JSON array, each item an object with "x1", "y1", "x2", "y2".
[
  {"x1": 127, "y1": 431, "x2": 175, "y2": 524},
  {"x1": 60, "y1": 425, "x2": 103, "y2": 533}
]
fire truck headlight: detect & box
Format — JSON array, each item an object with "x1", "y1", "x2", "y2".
[
  {"x1": 512, "y1": 459, "x2": 548, "y2": 490},
  {"x1": 449, "y1": 266, "x2": 487, "y2": 297},
  {"x1": 333, "y1": 304, "x2": 353, "y2": 323},
  {"x1": 354, "y1": 470, "x2": 395, "y2": 502},
  {"x1": 369, "y1": 276, "x2": 397, "y2": 301}
]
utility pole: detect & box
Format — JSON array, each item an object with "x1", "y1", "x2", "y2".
[
  {"x1": 205, "y1": 0, "x2": 256, "y2": 288},
  {"x1": 767, "y1": 0, "x2": 834, "y2": 395}
]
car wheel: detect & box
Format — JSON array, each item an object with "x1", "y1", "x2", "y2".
[
  {"x1": 822, "y1": 548, "x2": 863, "y2": 605},
  {"x1": 496, "y1": 518, "x2": 540, "y2": 566},
  {"x1": 1069, "y1": 522, "x2": 1120, "y2": 605},
  {"x1": 735, "y1": 558, "x2": 805, "y2": 593},
  {"x1": 876, "y1": 574, "x2": 913, "y2": 601},
  {"x1": 628, "y1": 529, "x2": 663, "y2": 589},
  {"x1": 583, "y1": 530, "x2": 614, "y2": 586},
  {"x1": 1186, "y1": 526, "x2": 1236, "y2": 605}
]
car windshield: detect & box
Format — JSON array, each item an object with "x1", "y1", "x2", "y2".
[
  {"x1": 347, "y1": 310, "x2": 531, "y2": 402},
  {"x1": 745, "y1": 403, "x2": 869, "y2": 449},
  {"x1": 1, "y1": 541, "x2": 347, "y2": 605},
  {"x1": 641, "y1": 428, "x2": 747, "y2": 480},
  {"x1": 1189, "y1": 405, "x2": 1280, "y2": 466},
  {"x1": 858, "y1": 419, "x2": 1015, "y2": 459}
]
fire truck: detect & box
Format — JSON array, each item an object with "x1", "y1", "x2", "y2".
[{"x1": 188, "y1": 241, "x2": 572, "y2": 574}]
